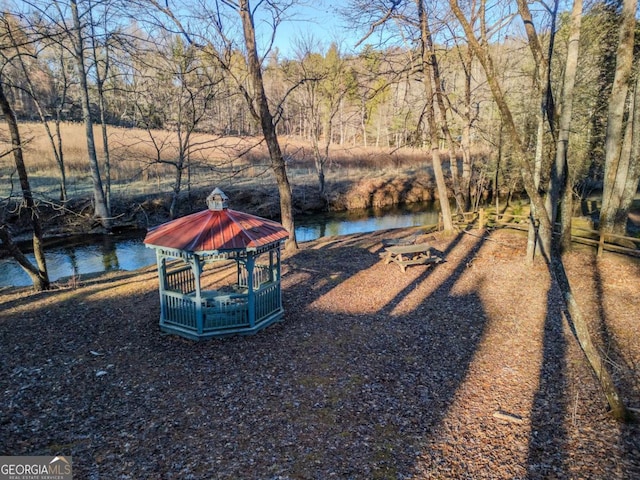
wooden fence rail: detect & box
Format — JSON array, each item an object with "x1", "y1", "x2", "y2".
[{"x1": 444, "y1": 209, "x2": 640, "y2": 258}]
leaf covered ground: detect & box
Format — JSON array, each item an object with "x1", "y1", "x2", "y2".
[{"x1": 1, "y1": 228, "x2": 639, "y2": 479}]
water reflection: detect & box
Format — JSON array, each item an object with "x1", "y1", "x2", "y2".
[
  {"x1": 0, "y1": 237, "x2": 157, "y2": 288},
  {"x1": 295, "y1": 204, "x2": 439, "y2": 242},
  {"x1": 0, "y1": 202, "x2": 440, "y2": 287}
]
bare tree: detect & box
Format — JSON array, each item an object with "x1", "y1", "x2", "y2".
[
  {"x1": 133, "y1": 35, "x2": 223, "y2": 218},
  {"x1": 142, "y1": 0, "x2": 298, "y2": 250},
  {"x1": 517, "y1": 0, "x2": 559, "y2": 261},
  {"x1": 554, "y1": 0, "x2": 583, "y2": 252},
  {"x1": 454, "y1": 39, "x2": 477, "y2": 212},
  {"x1": 618, "y1": 68, "x2": 640, "y2": 233},
  {"x1": 599, "y1": 0, "x2": 639, "y2": 236},
  {"x1": 416, "y1": 0, "x2": 453, "y2": 231},
  {"x1": 292, "y1": 41, "x2": 352, "y2": 197},
  {"x1": 3, "y1": 14, "x2": 70, "y2": 202},
  {"x1": 69, "y1": 0, "x2": 111, "y2": 229},
  {"x1": 237, "y1": 0, "x2": 297, "y2": 249},
  {"x1": 450, "y1": 0, "x2": 631, "y2": 421},
  {"x1": 0, "y1": 79, "x2": 50, "y2": 291},
  {"x1": 88, "y1": 0, "x2": 118, "y2": 214},
  {"x1": 350, "y1": 0, "x2": 455, "y2": 231}
]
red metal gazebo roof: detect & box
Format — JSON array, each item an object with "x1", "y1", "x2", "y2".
[{"x1": 143, "y1": 189, "x2": 289, "y2": 252}]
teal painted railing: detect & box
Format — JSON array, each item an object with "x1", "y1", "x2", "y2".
[
  {"x1": 255, "y1": 283, "x2": 281, "y2": 322},
  {"x1": 165, "y1": 265, "x2": 195, "y2": 294},
  {"x1": 203, "y1": 294, "x2": 249, "y2": 330},
  {"x1": 238, "y1": 264, "x2": 272, "y2": 290},
  {"x1": 161, "y1": 281, "x2": 281, "y2": 334},
  {"x1": 162, "y1": 292, "x2": 197, "y2": 328}
]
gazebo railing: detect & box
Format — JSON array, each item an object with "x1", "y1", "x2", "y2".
[
  {"x1": 255, "y1": 282, "x2": 281, "y2": 322},
  {"x1": 162, "y1": 291, "x2": 197, "y2": 328},
  {"x1": 203, "y1": 294, "x2": 249, "y2": 330},
  {"x1": 165, "y1": 264, "x2": 196, "y2": 294},
  {"x1": 161, "y1": 281, "x2": 281, "y2": 334},
  {"x1": 238, "y1": 264, "x2": 272, "y2": 290}
]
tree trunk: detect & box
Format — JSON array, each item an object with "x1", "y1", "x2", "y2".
[
  {"x1": 0, "y1": 81, "x2": 49, "y2": 291},
  {"x1": 311, "y1": 133, "x2": 326, "y2": 197},
  {"x1": 515, "y1": 0, "x2": 558, "y2": 261},
  {"x1": 559, "y1": 186, "x2": 575, "y2": 253},
  {"x1": 361, "y1": 101, "x2": 368, "y2": 147},
  {"x1": 554, "y1": 0, "x2": 583, "y2": 251},
  {"x1": 89, "y1": 5, "x2": 113, "y2": 215},
  {"x1": 527, "y1": 114, "x2": 546, "y2": 262},
  {"x1": 71, "y1": 0, "x2": 110, "y2": 230},
  {"x1": 239, "y1": 0, "x2": 297, "y2": 250},
  {"x1": 55, "y1": 117, "x2": 68, "y2": 202},
  {"x1": 602, "y1": 64, "x2": 640, "y2": 237},
  {"x1": 53, "y1": 42, "x2": 69, "y2": 201},
  {"x1": 460, "y1": 47, "x2": 474, "y2": 212},
  {"x1": 494, "y1": 121, "x2": 503, "y2": 211},
  {"x1": 99, "y1": 95, "x2": 112, "y2": 215},
  {"x1": 169, "y1": 163, "x2": 183, "y2": 220},
  {"x1": 600, "y1": 0, "x2": 637, "y2": 235},
  {"x1": 428, "y1": 20, "x2": 464, "y2": 213},
  {"x1": 417, "y1": 0, "x2": 453, "y2": 232},
  {"x1": 550, "y1": 254, "x2": 631, "y2": 421}
]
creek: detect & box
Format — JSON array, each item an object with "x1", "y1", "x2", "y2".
[{"x1": 0, "y1": 202, "x2": 440, "y2": 287}]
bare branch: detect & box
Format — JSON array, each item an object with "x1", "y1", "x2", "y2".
[{"x1": 354, "y1": 1, "x2": 401, "y2": 48}]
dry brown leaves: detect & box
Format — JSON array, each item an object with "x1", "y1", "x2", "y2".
[{"x1": 1, "y1": 228, "x2": 638, "y2": 479}]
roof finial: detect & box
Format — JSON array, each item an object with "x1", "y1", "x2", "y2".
[{"x1": 206, "y1": 188, "x2": 229, "y2": 211}]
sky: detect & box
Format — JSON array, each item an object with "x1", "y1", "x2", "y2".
[{"x1": 256, "y1": 1, "x2": 363, "y2": 59}]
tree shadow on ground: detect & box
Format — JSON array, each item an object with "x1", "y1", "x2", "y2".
[
  {"x1": 527, "y1": 250, "x2": 640, "y2": 479},
  {"x1": 0, "y1": 266, "x2": 159, "y2": 313},
  {"x1": 1, "y1": 229, "x2": 491, "y2": 479},
  {"x1": 262, "y1": 230, "x2": 490, "y2": 477},
  {"x1": 526, "y1": 274, "x2": 569, "y2": 478},
  {"x1": 590, "y1": 255, "x2": 640, "y2": 476},
  {"x1": 2, "y1": 230, "x2": 636, "y2": 478},
  {"x1": 590, "y1": 255, "x2": 639, "y2": 403}
]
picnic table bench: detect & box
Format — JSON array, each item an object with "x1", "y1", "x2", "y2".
[
  {"x1": 380, "y1": 242, "x2": 441, "y2": 272},
  {"x1": 381, "y1": 235, "x2": 419, "y2": 247}
]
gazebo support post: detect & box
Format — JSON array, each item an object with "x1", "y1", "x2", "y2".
[
  {"x1": 236, "y1": 260, "x2": 242, "y2": 287},
  {"x1": 157, "y1": 251, "x2": 167, "y2": 324},
  {"x1": 246, "y1": 253, "x2": 256, "y2": 328},
  {"x1": 192, "y1": 254, "x2": 203, "y2": 335},
  {"x1": 268, "y1": 249, "x2": 275, "y2": 282},
  {"x1": 276, "y1": 248, "x2": 282, "y2": 312}
]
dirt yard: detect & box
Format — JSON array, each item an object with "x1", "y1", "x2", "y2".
[{"x1": 1, "y1": 228, "x2": 638, "y2": 479}]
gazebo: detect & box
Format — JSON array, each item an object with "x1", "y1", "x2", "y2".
[{"x1": 144, "y1": 188, "x2": 289, "y2": 340}]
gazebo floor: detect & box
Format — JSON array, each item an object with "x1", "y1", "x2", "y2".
[{"x1": 161, "y1": 309, "x2": 284, "y2": 340}]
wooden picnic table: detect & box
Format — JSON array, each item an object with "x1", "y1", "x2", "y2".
[
  {"x1": 381, "y1": 235, "x2": 418, "y2": 247},
  {"x1": 381, "y1": 242, "x2": 441, "y2": 272}
]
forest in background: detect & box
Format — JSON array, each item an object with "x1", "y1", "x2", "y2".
[{"x1": 0, "y1": 1, "x2": 631, "y2": 210}]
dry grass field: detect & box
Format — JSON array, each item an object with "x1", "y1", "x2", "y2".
[
  {"x1": 0, "y1": 122, "x2": 460, "y2": 240},
  {"x1": 0, "y1": 122, "x2": 442, "y2": 206}
]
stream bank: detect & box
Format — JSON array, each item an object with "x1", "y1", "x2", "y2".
[{"x1": 4, "y1": 173, "x2": 442, "y2": 243}]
